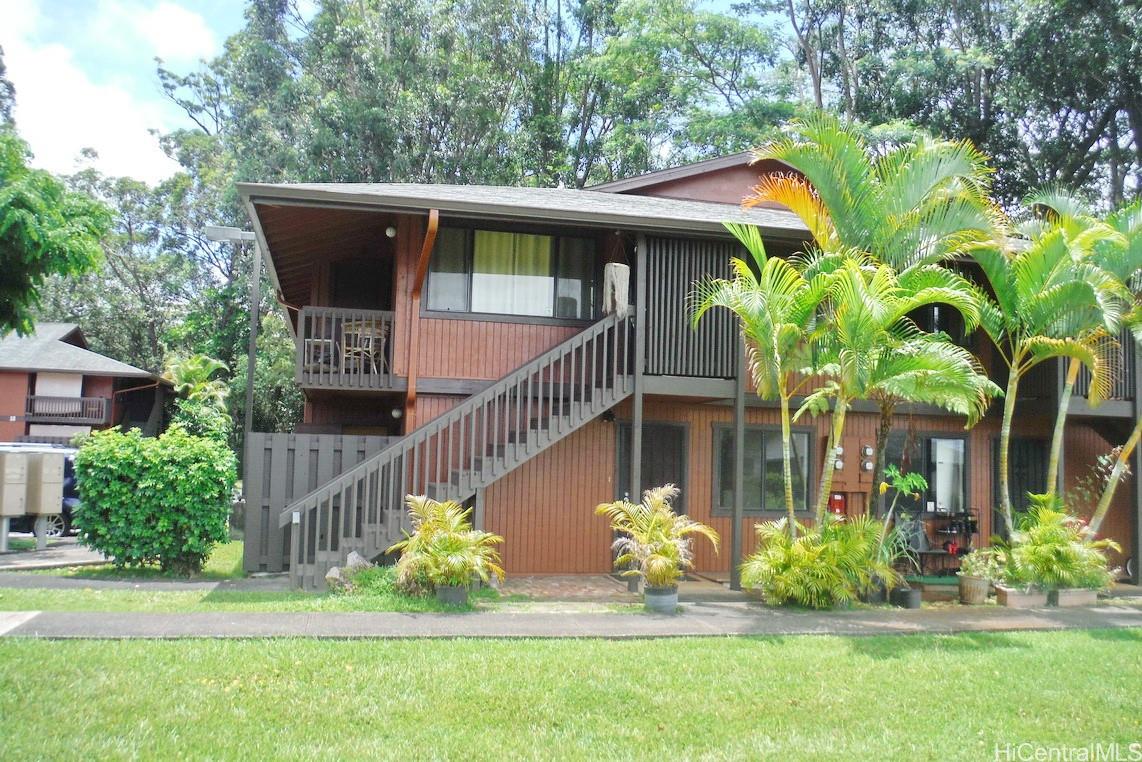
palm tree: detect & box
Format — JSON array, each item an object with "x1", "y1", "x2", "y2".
[
  {"x1": 690, "y1": 223, "x2": 834, "y2": 532},
  {"x1": 163, "y1": 353, "x2": 229, "y2": 412},
  {"x1": 969, "y1": 218, "x2": 1129, "y2": 534},
  {"x1": 744, "y1": 113, "x2": 1003, "y2": 518},
  {"x1": 1025, "y1": 190, "x2": 1141, "y2": 494},
  {"x1": 801, "y1": 259, "x2": 988, "y2": 524}
]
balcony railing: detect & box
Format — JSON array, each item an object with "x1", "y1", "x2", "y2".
[
  {"x1": 25, "y1": 396, "x2": 111, "y2": 425},
  {"x1": 297, "y1": 306, "x2": 396, "y2": 390}
]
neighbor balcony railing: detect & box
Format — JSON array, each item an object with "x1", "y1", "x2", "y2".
[
  {"x1": 296, "y1": 306, "x2": 396, "y2": 390},
  {"x1": 24, "y1": 395, "x2": 111, "y2": 425}
]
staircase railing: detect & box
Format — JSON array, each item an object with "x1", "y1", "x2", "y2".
[{"x1": 279, "y1": 311, "x2": 635, "y2": 588}]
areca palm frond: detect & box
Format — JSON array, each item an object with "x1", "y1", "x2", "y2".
[
  {"x1": 387, "y1": 496, "x2": 503, "y2": 593},
  {"x1": 746, "y1": 112, "x2": 1001, "y2": 271},
  {"x1": 595, "y1": 484, "x2": 719, "y2": 589}
]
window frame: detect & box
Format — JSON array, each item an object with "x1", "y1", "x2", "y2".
[
  {"x1": 423, "y1": 225, "x2": 601, "y2": 324},
  {"x1": 710, "y1": 422, "x2": 816, "y2": 517},
  {"x1": 884, "y1": 430, "x2": 972, "y2": 516}
]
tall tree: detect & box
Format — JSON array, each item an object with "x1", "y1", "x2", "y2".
[
  {"x1": 0, "y1": 46, "x2": 14, "y2": 126},
  {"x1": 0, "y1": 130, "x2": 110, "y2": 335}
]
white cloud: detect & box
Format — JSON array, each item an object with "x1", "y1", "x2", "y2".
[
  {"x1": 129, "y1": 2, "x2": 217, "y2": 64},
  {"x1": 4, "y1": 2, "x2": 189, "y2": 183}
]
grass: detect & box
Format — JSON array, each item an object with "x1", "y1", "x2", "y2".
[
  {"x1": 29, "y1": 540, "x2": 246, "y2": 580},
  {"x1": 0, "y1": 564, "x2": 499, "y2": 613},
  {"x1": 0, "y1": 629, "x2": 1139, "y2": 759}
]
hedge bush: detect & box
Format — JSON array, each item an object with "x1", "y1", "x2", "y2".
[{"x1": 74, "y1": 425, "x2": 237, "y2": 575}]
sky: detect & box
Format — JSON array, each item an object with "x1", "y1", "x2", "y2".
[{"x1": 2, "y1": 1, "x2": 250, "y2": 184}]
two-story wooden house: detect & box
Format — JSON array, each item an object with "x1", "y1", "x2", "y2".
[
  {"x1": 0, "y1": 323, "x2": 167, "y2": 445},
  {"x1": 238, "y1": 154, "x2": 1141, "y2": 589}
]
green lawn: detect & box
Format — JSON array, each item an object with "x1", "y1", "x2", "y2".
[
  {"x1": 30, "y1": 540, "x2": 246, "y2": 580},
  {"x1": 1, "y1": 629, "x2": 1139, "y2": 759}
]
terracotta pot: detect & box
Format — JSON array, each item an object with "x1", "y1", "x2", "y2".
[
  {"x1": 644, "y1": 586, "x2": 679, "y2": 614},
  {"x1": 1049, "y1": 588, "x2": 1098, "y2": 607},
  {"x1": 958, "y1": 575, "x2": 990, "y2": 605},
  {"x1": 435, "y1": 585, "x2": 469, "y2": 606},
  {"x1": 995, "y1": 585, "x2": 1047, "y2": 608}
]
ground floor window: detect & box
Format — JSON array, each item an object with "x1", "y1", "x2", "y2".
[
  {"x1": 885, "y1": 433, "x2": 968, "y2": 515},
  {"x1": 713, "y1": 424, "x2": 810, "y2": 514}
]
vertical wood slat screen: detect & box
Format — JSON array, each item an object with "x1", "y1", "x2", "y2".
[
  {"x1": 1075, "y1": 327, "x2": 1136, "y2": 401},
  {"x1": 644, "y1": 237, "x2": 739, "y2": 379}
]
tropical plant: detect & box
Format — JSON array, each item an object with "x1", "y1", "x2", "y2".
[
  {"x1": 969, "y1": 203, "x2": 1133, "y2": 533},
  {"x1": 797, "y1": 259, "x2": 989, "y2": 523},
  {"x1": 878, "y1": 464, "x2": 928, "y2": 536},
  {"x1": 995, "y1": 494, "x2": 1120, "y2": 592},
  {"x1": 595, "y1": 484, "x2": 719, "y2": 589},
  {"x1": 1023, "y1": 191, "x2": 1142, "y2": 493},
  {"x1": 958, "y1": 549, "x2": 1001, "y2": 580},
  {"x1": 163, "y1": 353, "x2": 229, "y2": 412},
  {"x1": 691, "y1": 223, "x2": 833, "y2": 531},
  {"x1": 743, "y1": 115, "x2": 1002, "y2": 522},
  {"x1": 740, "y1": 514, "x2": 903, "y2": 609},
  {"x1": 387, "y1": 495, "x2": 504, "y2": 594}
]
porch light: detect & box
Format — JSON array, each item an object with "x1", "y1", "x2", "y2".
[
  {"x1": 385, "y1": 226, "x2": 397, "y2": 238},
  {"x1": 391, "y1": 408, "x2": 403, "y2": 419}
]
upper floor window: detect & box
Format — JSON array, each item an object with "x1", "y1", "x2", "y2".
[{"x1": 425, "y1": 227, "x2": 597, "y2": 319}]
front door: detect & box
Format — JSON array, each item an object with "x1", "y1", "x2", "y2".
[{"x1": 617, "y1": 422, "x2": 688, "y2": 513}]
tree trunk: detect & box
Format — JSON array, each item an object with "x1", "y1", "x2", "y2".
[
  {"x1": 1046, "y1": 358, "x2": 1080, "y2": 494},
  {"x1": 1089, "y1": 414, "x2": 1142, "y2": 535},
  {"x1": 874, "y1": 400, "x2": 895, "y2": 517},
  {"x1": 814, "y1": 400, "x2": 848, "y2": 526},
  {"x1": 780, "y1": 392, "x2": 798, "y2": 538},
  {"x1": 997, "y1": 369, "x2": 1021, "y2": 534}
]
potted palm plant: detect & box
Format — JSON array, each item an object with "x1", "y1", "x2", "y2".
[
  {"x1": 595, "y1": 484, "x2": 719, "y2": 614},
  {"x1": 957, "y1": 549, "x2": 998, "y2": 605},
  {"x1": 387, "y1": 495, "x2": 504, "y2": 606}
]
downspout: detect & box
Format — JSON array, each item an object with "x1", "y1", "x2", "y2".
[{"x1": 404, "y1": 209, "x2": 439, "y2": 431}]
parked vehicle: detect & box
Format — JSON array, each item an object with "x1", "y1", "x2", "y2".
[{"x1": 4, "y1": 445, "x2": 80, "y2": 537}]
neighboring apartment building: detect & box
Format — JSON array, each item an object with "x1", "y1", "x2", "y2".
[
  {"x1": 0, "y1": 323, "x2": 167, "y2": 444},
  {"x1": 237, "y1": 154, "x2": 1141, "y2": 588}
]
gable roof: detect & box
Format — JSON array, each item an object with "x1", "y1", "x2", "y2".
[
  {"x1": 0, "y1": 324, "x2": 154, "y2": 378},
  {"x1": 587, "y1": 152, "x2": 758, "y2": 194},
  {"x1": 238, "y1": 181, "x2": 808, "y2": 239}
]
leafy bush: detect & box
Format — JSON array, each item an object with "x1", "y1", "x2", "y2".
[
  {"x1": 74, "y1": 425, "x2": 237, "y2": 575},
  {"x1": 995, "y1": 494, "x2": 1120, "y2": 591},
  {"x1": 171, "y1": 397, "x2": 232, "y2": 441},
  {"x1": 386, "y1": 496, "x2": 504, "y2": 593},
  {"x1": 741, "y1": 514, "x2": 903, "y2": 609},
  {"x1": 958, "y1": 549, "x2": 1000, "y2": 580},
  {"x1": 595, "y1": 484, "x2": 720, "y2": 589}
]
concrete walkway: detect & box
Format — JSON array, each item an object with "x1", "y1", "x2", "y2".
[
  {"x1": 0, "y1": 571, "x2": 291, "y2": 592},
  {"x1": 0, "y1": 537, "x2": 105, "y2": 570},
  {"x1": 2, "y1": 600, "x2": 1139, "y2": 640}
]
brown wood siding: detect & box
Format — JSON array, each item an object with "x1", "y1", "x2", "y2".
[
  {"x1": 0, "y1": 371, "x2": 29, "y2": 441},
  {"x1": 1065, "y1": 422, "x2": 1135, "y2": 569},
  {"x1": 483, "y1": 419, "x2": 617, "y2": 573},
  {"x1": 409, "y1": 320, "x2": 581, "y2": 380}
]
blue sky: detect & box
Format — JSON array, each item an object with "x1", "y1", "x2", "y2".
[{"x1": 3, "y1": 1, "x2": 254, "y2": 182}]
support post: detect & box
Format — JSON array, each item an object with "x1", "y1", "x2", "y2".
[
  {"x1": 244, "y1": 242, "x2": 262, "y2": 437},
  {"x1": 731, "y1": 337, "x2": 746, "y2": 590},
  {"x1": 1134, "y1": 342, "x2": 1142, "y2": 583},
  {"x1": 0, "y1": 517, "x2": 7, "y2": 553},
  {"x1": 631, "y1": 234, "x2": 647, "y2": 503},
  {"x1": 404, "y1": 210, "x2": 440, "y2": 431},
  {"x1": 33, "y1": 515, "x2": 47, "y2": 550},
  {"x1": 473, "y1": 488, "x2": 485, "y2": 530},
  {"x1": 1055, "y1": 358, "x2": 1066, "y2": 495}
]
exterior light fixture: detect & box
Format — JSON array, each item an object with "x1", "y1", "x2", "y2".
[
  {"x1": 385, "y1": 226, "x2": 397, "y2": 238},
  {"x1": 391, "y1": 408, "x2": 403, "y2": 419}
]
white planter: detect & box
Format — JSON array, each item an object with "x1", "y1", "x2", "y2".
[
  {"x1": 644, "y1": 586, "x2": 679, "y2": 614},
  {"x1": 1051, "y1": 588, "x2": 1098, "y2": 607},
  {"x1": 995, "y1": 585, "x2": 1047, "y2": 608}
]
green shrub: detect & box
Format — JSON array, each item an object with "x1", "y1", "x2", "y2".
[
  {"x1": 995, "y1": 494, "x2": 1120, "y2": 591},
  {"x1": 741, "y1": 514, "x2": 903, "y2": 609},
  {"x1": 171, "y1": 397, "x2": 232, "y2": 441},
  {"x1": 74, "y1": 425, "x2": 237, "y2": 575},
  {"x1": 387, "y1": 496, "x2": 504, "y2": 593},
  {"x1": 595, "y1": 485, "x2": 720, "y2": 589},
  {"x1": 958, "y1": 549, "x2": 1000, "y2": 580}
]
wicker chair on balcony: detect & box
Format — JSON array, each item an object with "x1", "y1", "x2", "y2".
[{"x1": 340, "y1": 319, "x2": 389, "y2": 375}]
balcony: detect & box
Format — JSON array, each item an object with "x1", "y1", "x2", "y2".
[
  {"x1": 296, "y1": 306, "x2": 396, "y2": 390},
  {"x1": 25, "y1": 395, "x2": 111, "y2": 425}
]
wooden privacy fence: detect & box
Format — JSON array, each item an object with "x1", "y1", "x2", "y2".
[{"x1": 243, "y1": 432, "x2": 398, "y2": 572}]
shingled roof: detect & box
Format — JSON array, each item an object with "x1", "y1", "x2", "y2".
[
  {"x1": 238, "y1": 182, "x2": 808, "y2": 238},
  {"x1": 0, "y1": 324, "x2": 154, "y2": 378}
]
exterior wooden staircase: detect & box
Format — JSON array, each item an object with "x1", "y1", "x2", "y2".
[{"x1": 279, "y1": 311, "x2": 635, "y2": 589}]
